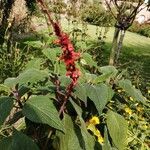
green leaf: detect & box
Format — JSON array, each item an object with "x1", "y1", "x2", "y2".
[
  {"x1": 56, "y1": 115, "x2": 83, "y2": 150},
  {"x1": 82, "y1": 53, "x2": 97, "y2": 67},
  {"x1": 85, "y1": 73, "x2": 97, "y2": 83},
  {"x1": 12, "y1": 129, "x2": 39, "y2": 150},
  {"x1": 94, "y1": 66, "x2": 118, "y2": 83},
  {"x1": 118, "y1": 79, "x2": 146, "y2": 103},
  {"x1": 76, "y1": 41, "x2": 87, "y2": 50},
  {"x1": 22, "y1": 95, "x2": 64, "y2": 132},
  {"x1": 0, "y1": 84, "x2": 11, "y2": 93},
  {"x1": 87, "y1": 84, "x2": 113, "y2": 114},
  {"x1": 25, "y1": 58, "x2": 42, "y2": 70},
  {"x1": 4, "y1": 69, "x2": 49, "y2": 88},
  {"x1": 18, "y1": 85, "x2": 30, "y2": 97},
  {"x1": 42, "y1": 47, "x2": 61, "y2": 63},
  {"x1": 24, "y1": 40, "x2": 43, "y2": 48},
  {"x1": 4, "y1": 78, "x2": 17, "y2": 88},
  {"x1": 70, "y1": 99, "x2": 82, "y2": 118},
  {"x1": 74, "y1": 83, "x2": 87, "y2": 102},
  {"x1": 93, "y1": 72, "x2": 113, "y2": 84},
  {"x1": 0, "y1": 97, "x2": 13, "y2": 126},
  {"x1": 17, "y1": 69, "x2": 48, "y2": 84},
  {"x1": 100, "y1": 66, "x2": 118, "y2": 77},
  {"x1": 59, "y1": 76, "x2": 72, "y2": 87},
  {"x1": 80, "y1": 125, "x2": 95, "y2": 150},
  {"x1": 102, "y1": 127, "x2": 112, "y2": 150},
  {"x1": 0, "y1": 130, "x2": 39, "y2": 150},
  {"x1": 55, "y1": 62, "x2": 66, "y2": 75},
  {"x1": 106, "y1": 110, "x2": 128, "y2": 150},
  {"x1": 70, "y1": 100, "x2": 96, "y2": 150},
  {"x1": 0, "y1": 137, "x2": 12, "y2": 150},
  {"x1": 42, "y1": 48, "x2": 56, "y2": 62}
]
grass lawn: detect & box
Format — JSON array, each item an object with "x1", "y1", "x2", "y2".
[
  {"x1": 61, "y1": 21, "x2": 150, "y2": 56},
  {"x1": 61, "y1": 20, "x2": 150, "y2": 87}
]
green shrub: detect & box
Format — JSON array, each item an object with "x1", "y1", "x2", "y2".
[
  {"x1": 128, "y1": 22, "x2": 150, "y2": 37},
  {"x1": 81, "y1": 2, "x2": 115, "y2": 27}
]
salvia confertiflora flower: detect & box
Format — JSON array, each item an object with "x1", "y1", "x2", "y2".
[
  {"x1": 37, "y1": 0, "x2": 80, "y2": 87},
  {"x1": 52, "y1": 22, "x2": 80, "y2": 86}
]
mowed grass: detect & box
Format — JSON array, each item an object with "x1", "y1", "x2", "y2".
[
  {"x1": 61, "y1": 20, "x2": 150, "y2": 86},
  {"x1": 61, "y1": 21, "x2": 150, "y2": 56}
]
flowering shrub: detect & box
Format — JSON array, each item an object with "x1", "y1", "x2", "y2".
[{"x1": 0, "y1": 1, "x2": 149, "y2": 150}]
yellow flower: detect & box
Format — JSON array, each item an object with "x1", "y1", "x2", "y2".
[
  {"x1": 87, "y1": 124, "x2": 104, "y2": 144},
  {"x1": 89, "y1": 116, "x2": 100, "y2": 125},
  {"x1": 86, "y1": 116, "x2": 103, "y2": 144},
  {"x1": 148, "y1": 90, "x2": 150, "y2": 94},
  {"x1": 98, "y1": 134, "x2": 104, "y2": 144},
  {"x1": 125, "y1": 107, "x2": 132, "y2": 115}
]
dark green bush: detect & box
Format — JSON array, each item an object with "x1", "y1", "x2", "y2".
[
  {"x1": 128, "y1": 22, "x2": 150, "y2": 37},
  {"x1": 81, "y1": 3, "x2": 115, "y2": 27}
]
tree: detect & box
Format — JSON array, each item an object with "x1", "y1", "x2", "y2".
[{"x1": 105, "y1": 0, "x2": 148, "y2": 66}]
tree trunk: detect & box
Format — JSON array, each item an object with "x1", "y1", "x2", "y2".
[
  {"x1": 109, "y1": 27, "x2": 120, "y2": 66},
  {"x1": 115, "y1": 29, "x2": 126, "y2": 65}
]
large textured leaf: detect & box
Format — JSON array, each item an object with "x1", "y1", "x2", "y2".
[
  {"x1": 99, "y1": 66, "x2": 118, "y2": 76},
  {"x1": 55, "y1": 62, "x2": 66, "y2": 75},
  {"x1": 82, "y1": 53, "x2": 97, "y2": 67},
  {"x1": 71, "y1": 100, "x2": 96, "y2": 150},
  {"x1": 4, "y1": 78, "x2": 17, "y2": 88},
  {"x1": 94, "y1": 66, "x2": 118, "y2": 84},
  {"x1": 18, "y1": 85, "x2": 30, "y2": 97},
  {"x1": 25, "y1": 58, "x2": 42, "y2": 70},
  {"x1": 85, "y1": 73, "x2": 97, "y2": 83},
  {"x1": 0, "y1": 84, "x2": 11, "y2": 93},
  {"x1": 12, "y1": 130, "x2": 39, "y2": 150},
  {"x1": 0, "y1": 130, "x2": 39, "y2": 150},
  {"x1": 0, "y1": 137, "x2": 12, "y2": 150},
  {"x1": 22, "y1": 95, "x2": 64, "y2": 132},
  {"x1": 4, "y1": 69, "x2": 48, "y2": 88},
  {"x1": 56, "y1": 115, "x2": 83, "y2": 150},
  {"x1": 18, "y1": 69, "x2": 48, "y2": 84},
  {"x1": 106, "y1": 110, "x2": 128, "y2": 150},
  {"x1": 80, "y1": 125, "x2": 96, "y2": 150},
  {"x1": 59, "y1": 76, "x2": 72, "y2": 87},
  {"x1": 42, "y1": 47, "x2": 61, "y2": 63},
  {"x1": 118, "y1": 79, "x2": 146, "y2": 103},
  {"x1": 0, "y1": 97, "x2": 13, "y2": 126},
  {"x1": 74, "y1": 83, "x2": 87, "y2": 102},
  {"x1": 102, "y1": 127, "x2": 112, "y2": 150},
  {"x1": 87, "y1": 84, "x2": 114, "y2": 114},
  {"x1": 24, "y1": 40, "x2": 43, "y2": 48}
]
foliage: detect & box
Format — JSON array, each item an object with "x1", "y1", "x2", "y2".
[
  {"x1": 0, "y1": 0, "x2": 149, "y2": 150},
  {"x1": 0, "y1": 24, "x2": 149, "y2": 150},
  {"x1": 0, "y1": 43, "x2": 29, "y2": 83},
  {"x1": 81, "y1": 2, "x2": 115, "y2": 27},
  {"x1": 128, "y1": 22, "x2": 150, "y2": 38}
]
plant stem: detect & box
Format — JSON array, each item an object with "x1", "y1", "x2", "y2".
[{"x1": 43, "y1": 129, "x2": 53, "y2": 150}]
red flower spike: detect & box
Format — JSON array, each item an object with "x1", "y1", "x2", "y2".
[
  {"x1": 37, "y1": 0, "x2": 80, "y2": 116},
  {"x1": 51, "y1": 22, "x2": 80, "y2": 86}
]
